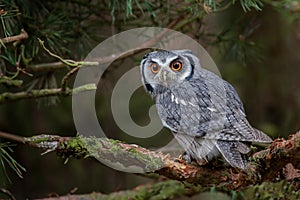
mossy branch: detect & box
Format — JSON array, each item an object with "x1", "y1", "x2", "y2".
[
  {"x1": 0, "y1": 83, "x2": 96, "y2": 104},
  {"x1": 9, "y1": 131, "x2": 297, "y2": 190},
  {"x1": 0, "y1": 131, "x2": 299, "y2": 199},
  {"x1": 0, "y1": 76, "x2": 23, "y2": 87},
  {"x1": 35, "y1": 180, "x2": 202, "y2": 200},
  {"x1": 35, "y1": 179, "x2": 300, "y2": 200}
]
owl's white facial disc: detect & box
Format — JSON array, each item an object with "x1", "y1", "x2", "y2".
[
  {"x1": 140, "y1": 50, "x2": 195, "y2": 91},
  {"x1": 151, "y1": 56, "x2": 178, "y2": 67}
]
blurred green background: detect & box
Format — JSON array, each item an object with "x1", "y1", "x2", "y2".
[{"x1": 0, "y1": 0, "x2": 299, "y2": 199}]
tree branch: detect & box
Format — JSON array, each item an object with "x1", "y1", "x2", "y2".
[
  {"x1": 0, "y1": 29, "x2": 28, "y2": 45},
  {"x1": 26, "y1": 17, "x2": 182, "y2": 73},
  {"x1": 5, "y1": 131, "x2": 295, "y2": 190},
  {"x1": 26, "y1": 62, "x2": 67, "y2": 72},
  {"x1": 34, "y1": 179, "x2": 300, "y2": 200},
  {"x1": 0, "y1": 130, "x2": 299, "y2": 199},
  {"x1": 35, "y1": 180, "x2": 202, "y2": 200},
  {"x1": 0, "y1": 131, "x2": 24, "y2": 143},
  {"x1": 0, "y1": 83, "x2": 96, "y2": 104},
  {"x1": 0, "y1": 76, "x2": 23, "y2": 87},
  {"x1": 60, "y1": 66, "x2": 81, "y2": 93}
]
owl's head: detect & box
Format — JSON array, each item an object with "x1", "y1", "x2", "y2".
[{"x1": 140, "y1": 49, "x2": 200, "y2": 93}]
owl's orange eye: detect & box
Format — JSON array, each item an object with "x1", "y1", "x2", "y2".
[
  {"x1": 150, "y1": 63, "x2": 160, "y2": 74},
  {"x1": 170, "y1": 61, "x2": 182, "y2": 71}
]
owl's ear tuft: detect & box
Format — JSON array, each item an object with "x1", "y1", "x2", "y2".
[{"x1": 143, "y1": 53, "x2": 150, "y2": 59}]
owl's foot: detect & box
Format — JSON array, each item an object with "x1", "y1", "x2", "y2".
[
  {"x1": 178, "y1": 152, "x2": 208, "y2": 166},
  {"x1": 195, "y1": 159, "x2": 208, "y2": 166},
  {"x1": 176, "y1": 151, "x2": 192, "y2": 164},
  {"x1": 177, "y1": 152, "x2": 219, "y2": 168}
]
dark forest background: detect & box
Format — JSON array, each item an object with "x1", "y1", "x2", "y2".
[{"x1": 0, "y1": 0, "x2": 299, "y2": 199}]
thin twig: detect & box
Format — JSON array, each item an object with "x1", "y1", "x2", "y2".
[
  {"x1": 0, "y1": 29, "x2": 28, "y2": 45},
  {"x1": 37, "y1": 38, "x2": 78, "y2": 67},
  {"x1": 38, "y1": 17, "x2": 183, "y2": 93},
  {"x1": 0, "y1": 188, "x2": 16, "y2": 200},
  {"x1": 31, "y1": 17, "x2": 183, "y2": 73},
  {"x1": 37, "y1": 38, "x2": 98, "y2": 67},
  {"x1": 92, "y1": 16, "x2": 183, "y2": 64},
  {"x1": 0, "y1": 131, "x2": 24, "y2": 143},
  {"x1": 60, "y1": 65, "x2": 81, "y2": 93}
]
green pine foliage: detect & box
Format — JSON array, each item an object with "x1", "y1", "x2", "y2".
[
  {"x1": 0, "y1": 0, "x2": 299, "y2": 198},
  {"x1": 0, "y1": 143, "x2": 25, "y2": 183}
]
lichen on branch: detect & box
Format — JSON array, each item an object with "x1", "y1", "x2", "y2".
[
  {"x1": 22, "y1": 131, "x2": 300, "y2": 190},
  {"x1": 0, "y1": 83, "x2": 96, "y2": 104}
]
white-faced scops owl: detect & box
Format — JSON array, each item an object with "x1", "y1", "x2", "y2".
[{"x1": 140, "y1": 49, "x2": 272, "y2": 169}]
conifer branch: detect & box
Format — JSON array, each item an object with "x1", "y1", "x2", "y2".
[
  {"x1": 0, "y1": 131, "x2": 296, "y2": 190},
  {"x1": 0, "y1": 84, "x2": 96, "y2": 104},
  {"x1": 0, "y1": 29, "x2": 28, "y2": 45}
]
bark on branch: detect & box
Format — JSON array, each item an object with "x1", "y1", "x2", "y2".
[
  {"x1": 34, "y1": 179, "x2": 300, "y2": 200},
  {"x1": 19, "y1": 131, "x2": 300, "y2": 190},
  {"x1": 0, "y1": 29, "x2": 28, "y2": 45},
  {"x1": 0, "y1": 84, "x2": 96, "y2": 104},
  {"x1": 35, "y1": 180, "x2": 202, "y2": 200}
]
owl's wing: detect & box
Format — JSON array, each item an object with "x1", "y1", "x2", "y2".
[
  {"x1": 156, "y1": 78, "x2": 223, "y2": 137},
  {"x1": 171, "y1": 71, "x2": 272, "y2": 142},
  {"x1": 203, "y1": 72, "x2": 272, "y2": 143}
]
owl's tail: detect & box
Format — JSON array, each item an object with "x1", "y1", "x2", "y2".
[
  {"x1": 252, "y1": 128, "x2": 273, "y2": 143},
  {"x1": 216, "y1": 140, "x2": 248, "y2": 170},
  {"x1": 215, "y1": 128, "x2": 272, "y2": 169}
]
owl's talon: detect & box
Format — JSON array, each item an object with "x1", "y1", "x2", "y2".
[
  {"x1": 179, "y1": 154, "x2": 208, "y2": 166},
  {"x1": 178, "y1": 152, "x2": 192, "y2": 164},
  {"x1": 195, "y1": 159, "x2": 208, "y2": 166}
]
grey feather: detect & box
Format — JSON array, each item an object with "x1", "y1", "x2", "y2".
[
  {"x1": 140, "y1": 49, "x2": 272, "y2": 169},
  {"x1": 216, "y1": 140, "x2": 248, "y2": 169}
]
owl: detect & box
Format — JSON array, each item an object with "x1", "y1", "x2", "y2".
[{"x1": 140, "y1": 49, "x2": 272, "y2": 169}]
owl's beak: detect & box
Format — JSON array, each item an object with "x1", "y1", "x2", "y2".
[
  {"x1": 156, "y1": 68, "x2": 173, "y2": 86},
  {"x1": 161, "y1": 70, "x2": 168, "y2": 82}
]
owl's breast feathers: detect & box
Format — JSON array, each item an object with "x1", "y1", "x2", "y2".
[
  {"x1": 141, "y1": 50, "x2": 272, "y2": 169},
  {"x1": 154, "y1": 69, "x2": 272, "y2": 144}
]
